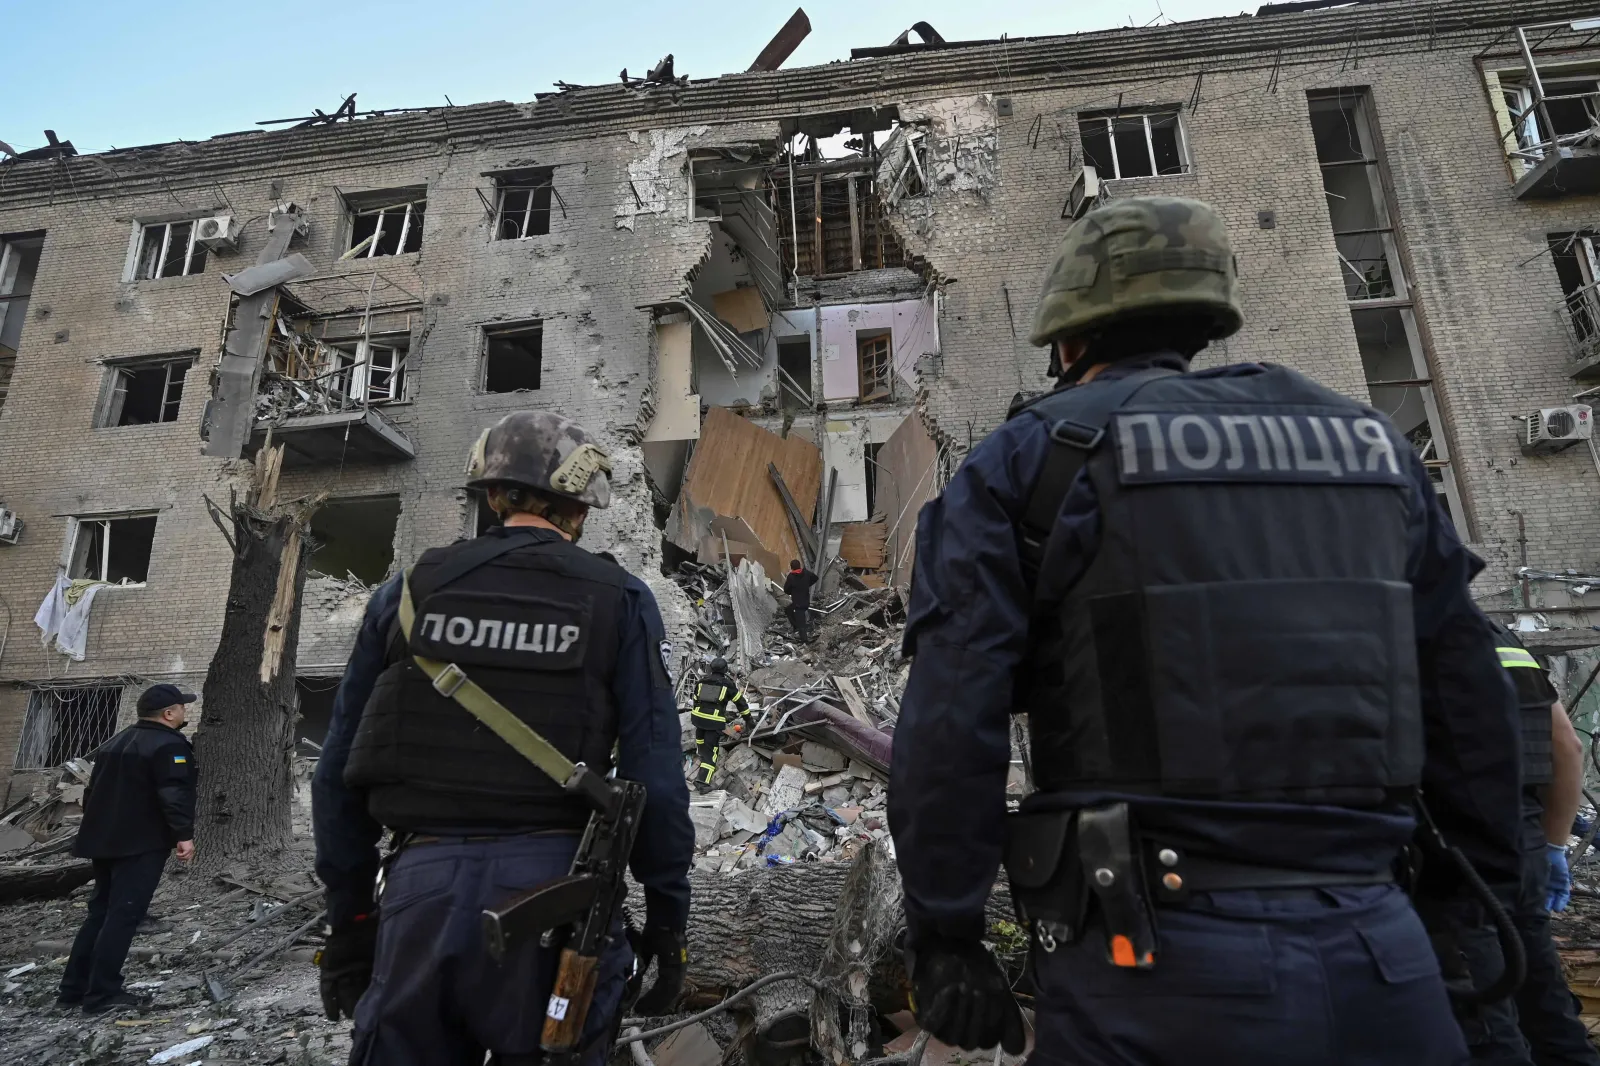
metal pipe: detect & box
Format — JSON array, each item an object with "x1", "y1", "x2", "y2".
[
  {"x1": 1516, "y1": 25, "x2": 1560, "y2": 157},
  {"x1": 1510, "y1": 509, "x2": 1532, "y2": 608}
]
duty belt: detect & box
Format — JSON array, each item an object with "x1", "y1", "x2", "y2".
[{"x1": 1004, "y1": 803, "x2": 1395, "y2": 968}]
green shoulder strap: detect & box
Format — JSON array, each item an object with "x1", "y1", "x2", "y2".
[{"x1": 397, "y1": 568, "x2": 577, "y2": 787}]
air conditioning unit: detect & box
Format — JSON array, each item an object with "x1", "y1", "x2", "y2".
[
  {"x1": 1062, "y1": 165, "x2": 1101, "y2": 220},
  {"x1": 0, "y1": 505, "x2": 23, "y2": 546},
  {"x1": 194, "y1": 214, "x2": 240, "y2": 251},
  {"x1": 1522, "y1": 404, "x2": 1593, "y2": 455}
]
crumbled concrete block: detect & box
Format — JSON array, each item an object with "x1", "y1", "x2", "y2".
[
  {"x1": 762, "y1": 764, "x2": 808, "y2": 816},
  {"x1": 688, "y1": 791, "x2": 730, "y2": 848},
  {"x1": 724, "y1": 797, "x2": 768, "y2": 834},
  {"x1": 822, "y1": 784, "x2": 853, "y2": 807},
  {"x1": 801, "y1": 742, "x2": 848, "y2": 773}
]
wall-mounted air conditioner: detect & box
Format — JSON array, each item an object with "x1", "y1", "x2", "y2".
[
  {"x1": 194, "y1": 214, "x2": 240, "y2": 251},
  {"x1": 1522, "y1": 404, "x2": 1593, "y2": 455},
  {"x1": 0, "y1": 505, "x2": 22, "y2": 545},
  {"x1": 1062, "y1": 165, "x2": 1101, "y2": 220}
]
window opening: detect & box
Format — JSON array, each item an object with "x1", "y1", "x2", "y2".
[
  {"x1": 70, "y1": 514, "x2": 158, "y2": 585},
  {"x1": 777, "y1": 337, "x2": 813, "y2": 412},
  {"x1": 494, "y1": 171, "x2": 554, "y2": 240},
  {"x1": 1309, "y1": 89, "x2": 1464, "y2": 526},
  {"x1": 308, "y1": 496, "x2": 400, "y2": 584},
  {"x1": 857, "y1": 332, "x2": 892, "y2": 403},
  {"x1": 103, "y1": 357, "x2": 190, "y2": 426},
  {"x1": 133, "y1": 221, "x2": 208, "y2": 280},
  {"x1": 483, "y1": 323, "x2": 544, "y2": 392},
  {"x1": 332, "y1": 338, "x2": 407, "y2": 404},
  {"x1": 348, "y1": 195, "x2": 425, "y2": 258},
  {"x1": 14, "y1": 686, "x2": 122, "y2": 769},
  {"x1": 0, "y1": 234, "x2": 43, "y2": 415},
  {"x1": 1550, "y1": 233, "x2": 1600, "y2": 365},
  {"x1": 775, "y1": 125, "x2": 906, "y2": 277},
  {"x1": 864, "y1": 441, "x2": 883, "y2": 518},
  {"x1": 1078, "y1": 108, "x2": 1188, "y2": 179},
  {"x1": 294, "y1": 677, "x2": 339, "y2": 753}
]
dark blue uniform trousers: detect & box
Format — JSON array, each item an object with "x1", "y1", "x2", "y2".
[
  {"x1": 1028, "y1": 885, "x2": 1468, "y2": 1066},
  {"x1": 350, "y1": 834, "x2": 632, "y2": 1066},
  {"x1": 60, "y1": 849, "x2": 168, "y2": 1007}
]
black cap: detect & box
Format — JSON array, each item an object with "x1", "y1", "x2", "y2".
[{"x1": 137, "y1": 683, "x2": 197, "y2": 715}]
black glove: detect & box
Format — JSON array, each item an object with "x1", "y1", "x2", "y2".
[
  {"x1": 909, "y1": 937, "x2": 1026, "y2": 1053},
  {"x1": 317, "y1": 915, "x2": 378, "y2": 1021},
  {"x1": 631, "y1": 924, "x2": 688, "y2": 1015}
]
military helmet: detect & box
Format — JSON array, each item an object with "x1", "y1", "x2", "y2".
[
  {"x1": 464, "y1": 411, "x2": 613, "y2": 509},
  {"x1": 1029, "y1": 195, "x2": 1243, "y2": 347},
  {"x1": 710, "y1": 657, "x2": 728, "y2": 673}
]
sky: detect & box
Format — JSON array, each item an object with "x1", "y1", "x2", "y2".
[{"x1": 4, "y1": 0, "x2": 1254, "y2": 156}]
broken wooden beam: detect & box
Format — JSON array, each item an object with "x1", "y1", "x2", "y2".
[
  {"x1": 769, "y1": 462, "x2": 817, "y2": 561},
  {"x1": 0, "y1": 861, "x2": 94, "y2": 903}
]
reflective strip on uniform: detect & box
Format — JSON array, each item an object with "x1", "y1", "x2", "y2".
[{"x1": 1496, "y1": 646, "x2": 1541, "y2": 669}]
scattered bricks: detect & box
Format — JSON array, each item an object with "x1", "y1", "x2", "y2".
[
  {"x1": 762, "y1": 764, "x2": 808, "y2": 816},
  {"x1": 800, "y1": 742, "x2": 847, "y2": 773}
]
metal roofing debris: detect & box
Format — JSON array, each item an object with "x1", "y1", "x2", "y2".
[
  {"x1": 223, "y1": 253, "x2": 317, "y2": 297},
  {"x1": 748, "y1": 8, "x2": 812, "y2": 73}
]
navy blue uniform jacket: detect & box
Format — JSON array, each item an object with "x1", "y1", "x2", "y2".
[
  {"x1": 312, "y1": 527, "x2": 695, "y2": 930},
  {"x1": 75, "y1": 719, "x2": 197, "y2": 858},
  {"x1": 888, "y1": 355, "x2": 1523, "y2": 944}
]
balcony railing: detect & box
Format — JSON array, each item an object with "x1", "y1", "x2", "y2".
[{"x1": 1553, "y1": 281, "x2": 1600, "y2": 379}]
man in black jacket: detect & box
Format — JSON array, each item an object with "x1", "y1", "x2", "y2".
[
  {"x1": 782, "y1": 560, "x2": 817, "y2": 641},
  {"x1": 58, "y1": 683, "x2": 197, "y2": 1014}
]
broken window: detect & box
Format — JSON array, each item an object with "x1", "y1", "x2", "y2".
[
  {"x1": 14, "y1": 686, "x2": 122, "y2": 769},
  {"x1": 132, "y1": 220, "x2": 208, "y2": 280},
  {"x1": 347, "y1": 190, "x2": 426, "y2": 258},
  {"x1": 100, "y1": 355, "x2": 192, "y2": 427},
  {"x1": 331, "y1": 337, "x2": 407, "y2": 404},
  {"x1": 1501, "y1": 74, "x2": 1600, "y2": 155},
  {"x1": 1309, "y1": 89, "x2": 1465, "y2": 526},
  {"x1": 482, "y1": 323, "x2": 544, "y2": 392},
  {"x1": 69, "y1": 514, "x2": 158, "y2": 585},
  {"x1": 309, "y1": 496, "x2": 399, "y2": 584},
  {"x1": 494, "y1": 170, "x2": 554, "y2": 240},
  {"x1": 0, "y1": 233, "x2": 43, "y2": 416},
  {"x1": 857, "y1": 331, "x2": 892, "y2": 403},
  {"x1": 1550, "y1": 233, "x2": 1600, "y2": 362},
  {"x1": 1078, "y1": 108, "x2": 1187, "y2": 179},
  {"x1": 776, "y1": 126, "x2": 906, "y2": 277}
]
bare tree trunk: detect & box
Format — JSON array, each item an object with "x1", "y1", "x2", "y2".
[{"x1": 191, "y1": 443, "x2": 317, "y2": 871}]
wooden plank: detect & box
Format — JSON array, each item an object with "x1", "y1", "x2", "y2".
[
  {"x1": 847, "y1": 177, "x2": 863, "y2": 272},
  {"x1": 839, "y1": 520, "x2": 887, "y2": 569},
  {"x1": 832, "y1": 675, "x2": 876, "y2": 726}
]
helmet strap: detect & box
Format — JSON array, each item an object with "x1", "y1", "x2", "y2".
[{"x1": 490, "y1": 486, "x2": 588, "y2": 542}]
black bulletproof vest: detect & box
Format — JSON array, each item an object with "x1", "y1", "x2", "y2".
[
  {"x1": 344, "y1": 530, "x2": 627, "y2": 832},
  {"x1": 1494, "y1": 627, "x2": 1555, "y2": 787},
  {"x1": 695, "y1": 676, "x2": 733, "y2": 712},
  {"x1": 1016, "y1": 363, "x2": 1425, "y2": 806}
]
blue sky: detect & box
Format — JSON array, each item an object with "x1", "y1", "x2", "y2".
[{"x1": 5, "y1": 0, "x2": 1251, "y2": 155}]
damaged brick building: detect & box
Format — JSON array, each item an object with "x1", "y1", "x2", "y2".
[{"x1": 5, "y1": 0, "x2": 1600, "y2": 796}]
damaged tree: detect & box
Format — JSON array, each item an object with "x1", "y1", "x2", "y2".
[{"x1": 191, "y1": 440, "x2": 319, "y2": 869}]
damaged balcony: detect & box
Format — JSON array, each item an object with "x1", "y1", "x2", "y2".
[
  {"x1": 243, "y1": 272, "x2": 418, "y2": 468},
  {"x1": 1484, "y1": 21, "x2": 1600, "y2": 199}
]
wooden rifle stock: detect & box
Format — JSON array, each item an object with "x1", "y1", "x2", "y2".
[{"x1": 541, "y1": 946, "x2": 601, "y2": 1054}]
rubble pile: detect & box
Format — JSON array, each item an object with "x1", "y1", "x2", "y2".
[{"x1": 0, "y1": 759, "x2": 90, "y2": 860}]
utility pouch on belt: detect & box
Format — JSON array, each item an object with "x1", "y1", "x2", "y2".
[
  {"x1": 1077, "y1": 804, "x2": 1158, "y2": 969},
  {"x1": 1003, "y1": 809, "x2": 1086, "y2": 952}
]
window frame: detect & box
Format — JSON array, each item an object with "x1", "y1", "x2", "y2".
[
  {"x1": 67, "y1": 512, "x2": 159, "y2": 587},
  {"x1": 493, "y1": 171, "x2": 555, "y2": 240},
  {"x1": 129, "y1": 220, "x2": 208, "y2": 281},
  {"x1": 480, "y1": 322, "x2": 545, "y2": 393},
  {"x1": 346, "y1": 193, "x2": 427, "y2": 259},
  {"x1": 331, "y1": 337, "x2": 408, "y2": 405},
  {"x1": 856, "y1": 331, "x2": 893, "y2": 403},
  {"x1": 1077, "y1": 107, "x2": 1191, "y2": 180},
  {"x1": 99, "y1": 354, "x2": 194, "y2": 428},
  {"x1": 13, "y1": 686, "x2": 124, "y2": 770}
]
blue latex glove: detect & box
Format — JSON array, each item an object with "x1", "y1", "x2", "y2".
[{"x1": 1548, "y1": 843, "x2": 1573, "y2": 913}]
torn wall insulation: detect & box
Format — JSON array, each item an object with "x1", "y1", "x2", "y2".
[
  {"x1": 666, "y1": 406, "x2": 821, "y2": 571},
  {"x1": 643, "y1": 320, "x2": 700, "y2": 442},
  {"x1": 875, "y1": 412, "x2": 938, "y2": 590},
  {"x1": 614, "y1": 126, "x2": 708, "y2": 231}
]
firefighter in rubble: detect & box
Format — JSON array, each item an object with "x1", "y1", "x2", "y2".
[
  {"x1": 888, "y1": 196, "x2": 1522, "y2": 1065},
  {"x1": 311, "y1": 411, "x2": 693, "y2": 1066},
  {"x1": 688, "y1": 657, "x2": 751, "y2": 793}
]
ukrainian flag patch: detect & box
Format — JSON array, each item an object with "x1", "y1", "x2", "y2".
[{"x1": 173, "y1": 756, "x2": 187, "y2": 764}]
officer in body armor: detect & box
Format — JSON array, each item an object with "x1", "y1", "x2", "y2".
[
  {"x1": 888, "y1": 196, "x2": 1523, "y2": 1065},
  {"x1": 311, "y1": 411, "x2": 694, "y2": 1066},
  {"x1": 689, "y1": 658, "x2": 750, "y2": 793},
  {"x1": 1443, "y1": 625, "x2": 1594, "y2": 1065}
]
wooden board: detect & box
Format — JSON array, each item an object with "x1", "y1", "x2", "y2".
[
  {"x1": 667, "y1": 407, "x2": 821, "y2": 569},
  {"x1": 876, "y1": 413, "x2": 938, "y2": 589},
  {"x1": 711, "y1": 287, "x2": 768, "y2": 334},
  {"x1": 839, "y1": 519, "x2": 888, "y2": 570}
]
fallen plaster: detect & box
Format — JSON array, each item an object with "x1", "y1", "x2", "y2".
[{"x1": 615, "y1": 126, "x2": 709, "y2": 231}]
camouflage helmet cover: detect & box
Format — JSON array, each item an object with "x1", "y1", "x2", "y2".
[
  {"x1": 464, "y1": 410, "x2": 613, "y2": 509},
  {"x1": 1028, "y1": 195, "x2": 1243, "y2": 347}
]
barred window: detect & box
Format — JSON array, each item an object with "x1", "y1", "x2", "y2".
[{"x1": 14, "y1": 686, "x2": 121, "y2": 769}]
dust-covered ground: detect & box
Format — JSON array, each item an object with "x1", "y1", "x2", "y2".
[{"x1": 0, "y1": 842, "x2": 349, "y2": 1066}]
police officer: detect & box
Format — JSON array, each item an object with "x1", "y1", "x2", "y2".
[
  {"x1": 688, "y1": 658, "x2": 750, "y2": 793},
  {"x1": 312, "y1": 411, "x2": 694, "y2": 1066},
  {"x1": 888, "y1": 196, "x2": 1523, "y2": 1065},
  {"x1": 1482, "y1": 627, "x2": 1594, "y2": 1065}
]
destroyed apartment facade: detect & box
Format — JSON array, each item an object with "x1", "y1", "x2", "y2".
[{"x1": 6, "y1": 0, "x2": 1600, "y2": 804}]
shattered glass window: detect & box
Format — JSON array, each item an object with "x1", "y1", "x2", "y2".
[
  {"x1": 1076, "y1": 109, "x2": 1187, "y2": 179},
  {"x1": 349, "y1": 199, "x2": 425, "y2": 258},
  {"x1": 133, "y1": 221, "x2": 207, "y2": 280}
]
